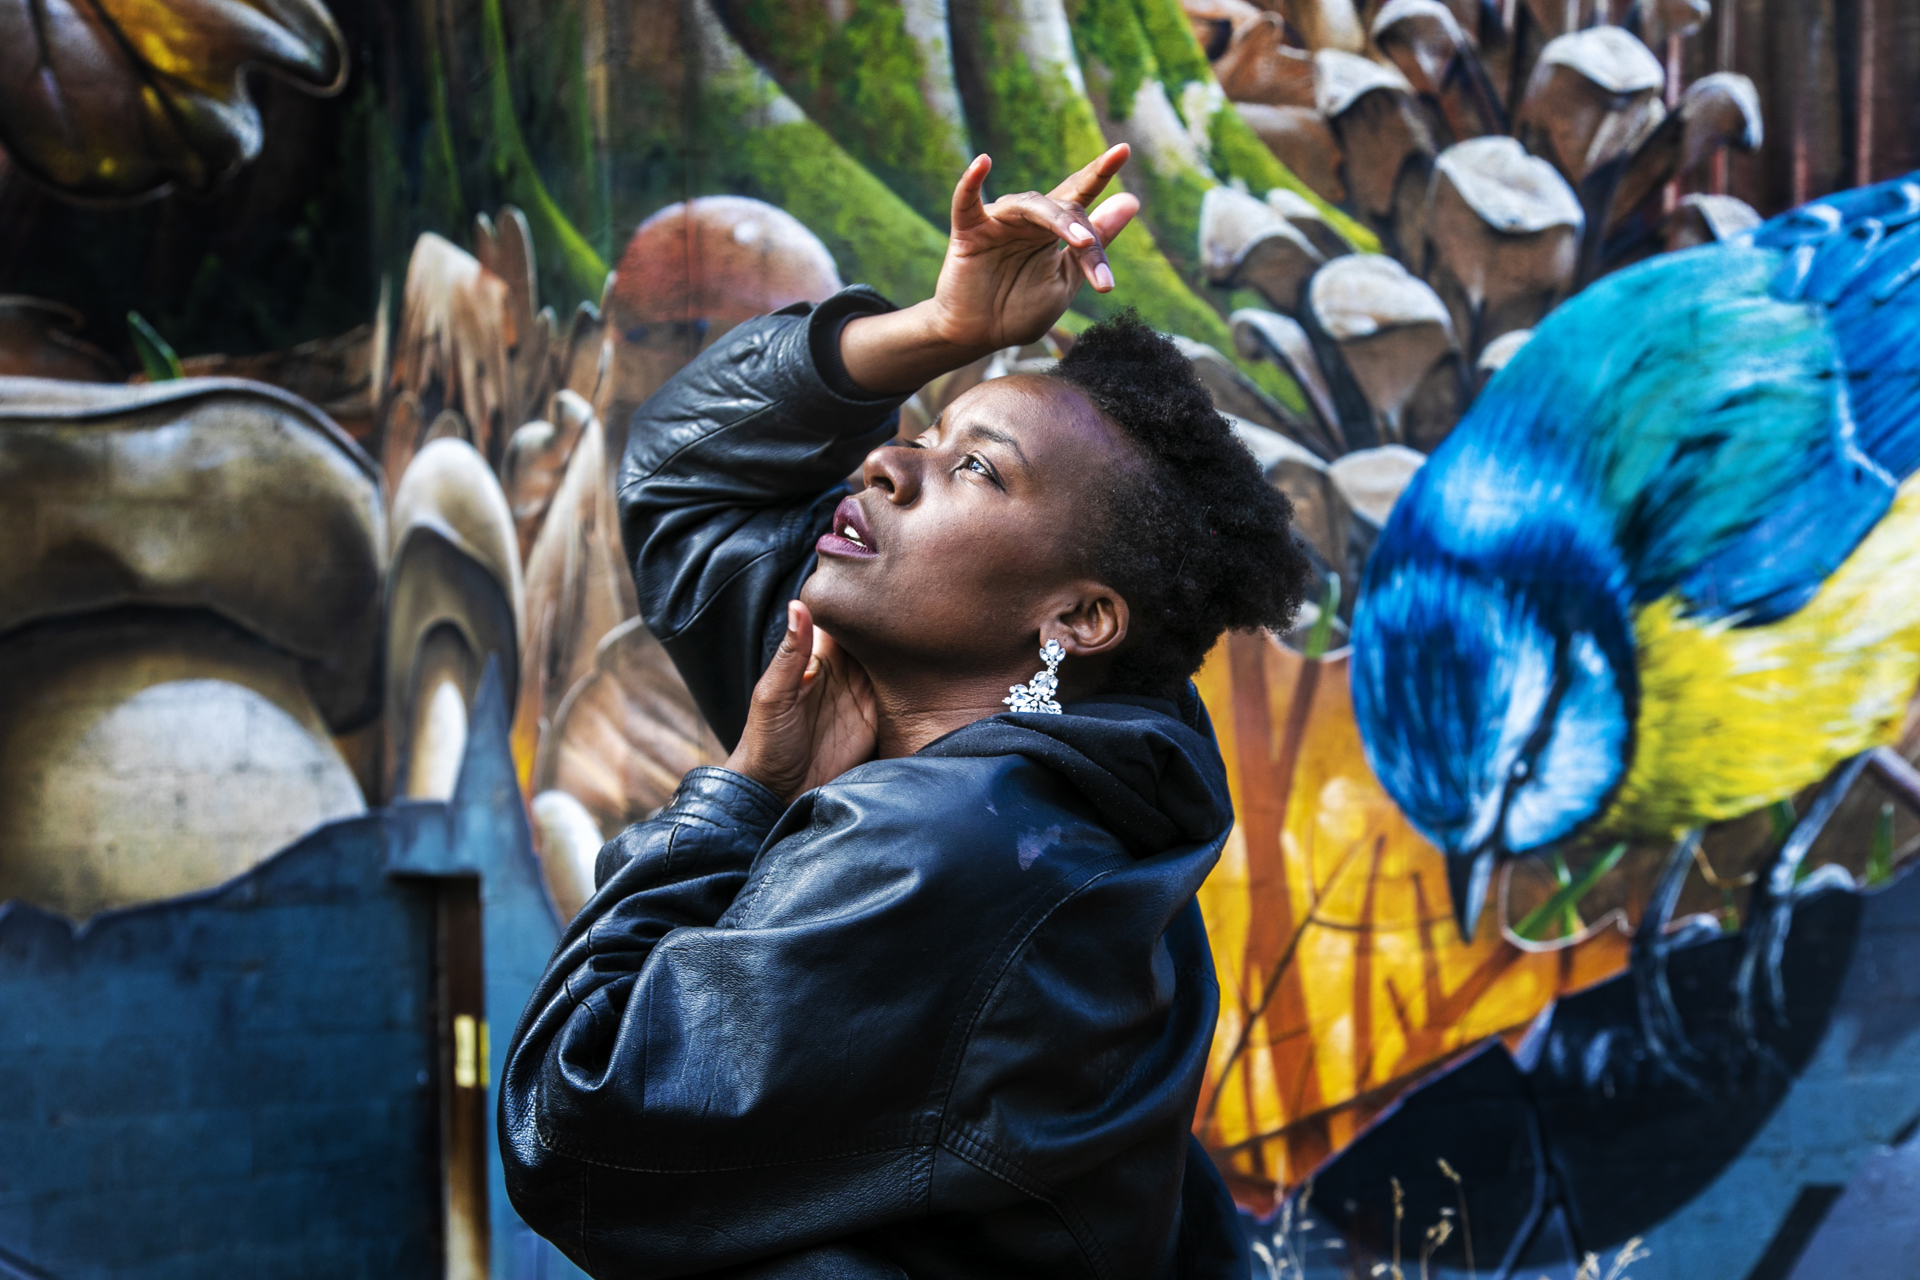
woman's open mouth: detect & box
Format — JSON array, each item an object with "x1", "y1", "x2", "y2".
[{"x1": 817, "y1": 494, "x2": 879, "y2": 559}]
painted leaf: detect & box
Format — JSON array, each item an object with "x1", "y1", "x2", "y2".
[
  {"x1": 510, "y1": 412, "x2": 638, "y2": 788},
  {"x1": 1192, "y1": 630, "x2": 1632, "y2": 1211},
  {"x1": 0, "y1": 0, "x2": 345, "y2": 199},
  {"x1": 534, "y1": 615, "x2": 726, "y2": 842}
]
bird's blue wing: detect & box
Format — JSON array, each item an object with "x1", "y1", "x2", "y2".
[
  {"x1": 1679, "y1": 176, "x2": 1920, "y2": 620},
  {"x1": 1462, "y1": 173, "x2": 1920, "y2": 625},
  {"x1": 1469, "y1": 247, "x2": 1842, "y2": 610}
]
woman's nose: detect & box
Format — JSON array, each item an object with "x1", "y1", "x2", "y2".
[{"x1": 862, "y1": 443, "x2": 921, "y2": 505}]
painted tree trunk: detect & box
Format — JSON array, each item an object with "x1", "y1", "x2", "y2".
[
  {"x1": 478, "y1": 0, "x2": 611, "y2": 305},
  {"x1": 600, "y1": 0, "x2": 952, "y2": 307},
  {"x1": 1070, "y1": 0, "x2": 1218, "y2": 288},
  {"x1": 711, "y1": 0, "x2": 975, "y2": 228}
]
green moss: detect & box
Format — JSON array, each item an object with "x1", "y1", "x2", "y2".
[
  {"x1": 500, "y1": 0, "x2": 610, "y2": 263},
  {"x1": 478, "y1": 0, "x2": 608, "y2": 303},
  {"x1": 554, "y1": 9, "x2": 612, "y2": 262},
  {"x1": 1128, "y1": 147, "x2": 1213, "y2": 287},
  {"x1": 725, "y1": 0, "x2": 973, "y2": 227},
  {"x1": 696, "y1": 39, "x2": 950, "y2": 305},
  {"x1": 1207, "y1": 106, "x2": 1379, "y2": 252},
  {"x1": 1243, "y1": 353, "x2": 1308, "y2": 415},
  {"x1": 728, "y1": 119, "x2": 951, "y2": 306},
  {"x1": 1054, "y1": 309, "x2": 1095, "y2": 336},
  {"x1": 1129, "y1": 0, "x2": 1211, "y2": 97},
  {"x1": 965, "y1": 14, "x2": 1106, "y2": 201},
  {"x1": 1067, "y1": 0, "x2": 1209, "y2": 285},
  {"x1": 1068, "y1": 0, "x2": 1152, "y2": 122},
  {"x1": 1081, "y1": 237, "x2": 1235, "y2": 350},
  {"x1": 420, "y1": 9, "x2": 467, "y2": 240}
]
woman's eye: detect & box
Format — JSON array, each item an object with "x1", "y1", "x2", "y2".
[{"x1": 959, "y1": 454, "x2": 1002, "y2": 486}]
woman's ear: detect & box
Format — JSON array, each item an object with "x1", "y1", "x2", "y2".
[{"x1": 1049, "y1": 583, "x2": 1128, "y2": 658}]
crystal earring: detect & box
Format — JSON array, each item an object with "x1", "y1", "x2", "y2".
[{"x1": 1004, "y1": 639, "x2": 1066, "y2": 715}]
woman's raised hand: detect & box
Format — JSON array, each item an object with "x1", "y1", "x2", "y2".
[
  {"x1": 928, "y1": 146, "x2": 1140, "y2": 352},
  {"x1": 724, "y1": 601, "x2": 878, "y2": 803},
  {"x1": 838, "y1": 147, "x2": 1140, "y2": 395}
]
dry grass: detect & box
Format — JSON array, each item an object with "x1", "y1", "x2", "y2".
[{"x1": 1248, "y1": 1160, "x2": 1650, "y2": 1280}]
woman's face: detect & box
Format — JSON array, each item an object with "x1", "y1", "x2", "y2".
[{"x1": 799, "y1": 375, "x2": 1131, "y2": 683}]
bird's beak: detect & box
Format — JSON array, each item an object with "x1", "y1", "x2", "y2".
[{"x1": 1448, "y1": 846, "x2": 1497, "y2": 943}]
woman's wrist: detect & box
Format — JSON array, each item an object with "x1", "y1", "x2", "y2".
[{"x1": 838, "y1": 301, "x2": 998, "y2": 397}]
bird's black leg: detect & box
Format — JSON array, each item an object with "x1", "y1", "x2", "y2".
[
  {"x1": 1734, "y1": 752, "x2": 1874, "y2": 1046},
  {"x1": 1633, "y1": 829, "x2": 1706, "y2": 1090}
]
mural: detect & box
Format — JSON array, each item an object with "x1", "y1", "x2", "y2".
[{"x1": 2, "y1": 0, "x2": 1919, "y2": 1276}]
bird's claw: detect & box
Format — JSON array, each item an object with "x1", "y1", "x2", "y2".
[
  {"x1": 1733, "y1": 752, "x2": 1874, "y2": 1046},
  {"x1": 1633, "y1": 830, "x2": 1707, "y2": 1088}
]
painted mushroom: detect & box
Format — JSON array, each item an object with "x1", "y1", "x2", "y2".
[
  {"x1": 1423, "y1": 135, "x2": 1584, "y2": 359},
  {"x1": 385, "y1": 437, "x2": 526, "y2": 801},
  {"x1": 602, "y1": 196, "x2": 843, "y2": 457},
  {"x1": 1306, "y1": 254, "x2": 1465, "y2": 452},
  {"x1": 0, "y1": 377, "x2": 382, "y2": 918},
  {"x1": 1200, "y1": 185, "x2": 1327, "y2": 314}
]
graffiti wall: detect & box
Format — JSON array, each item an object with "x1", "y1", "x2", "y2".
[{"x1": 3, "y1": 0, "x2": 1919, "y2": 1277}]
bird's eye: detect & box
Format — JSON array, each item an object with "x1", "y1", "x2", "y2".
[{"x1": 1511, "y1": 758, "x2": 1531, "y2": 782}]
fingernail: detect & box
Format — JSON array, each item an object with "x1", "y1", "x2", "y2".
[
  {"x1": 1094, "y1": 263, "x2": 1115, "y2": 291},
  {"x1": 788, "y1": 602, "x2": 802, "y2": 632},
  {"x1": 1067, "y1": 224, "x2": 1094, "y2": 246}
]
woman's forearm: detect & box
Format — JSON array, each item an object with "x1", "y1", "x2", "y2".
[{"x1": 837, "y1": 299, "x2": 999, "y2": 397}]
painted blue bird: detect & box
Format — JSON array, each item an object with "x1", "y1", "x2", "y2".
[{"x1": 1350, "y1": 174, "x2": 1920, "y2": 941}]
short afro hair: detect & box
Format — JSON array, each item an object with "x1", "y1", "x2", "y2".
[{"x1": 1049, "y1": 310, "x2": 1311, "y2": 697}]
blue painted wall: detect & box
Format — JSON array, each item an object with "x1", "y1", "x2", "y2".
[{"x1": 0, "y1": 665, "x2": 582, "y2": 1280}]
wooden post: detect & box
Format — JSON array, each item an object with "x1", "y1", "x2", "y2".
[
  {"x1": 1713, "y1": 0, "x2": 1737, "y2": 193},
  {"x1": 1857, "y1": 0, "x2": 1877, "y2": 184}
]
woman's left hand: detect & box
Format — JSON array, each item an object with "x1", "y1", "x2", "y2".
[
  {"x1": 837, "y1": 147, "x2": 1141, "y2": 395},
  {"x1": 725, "y1": 601, "x2": 878, "y2": 803}
]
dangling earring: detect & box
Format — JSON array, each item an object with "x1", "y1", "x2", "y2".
[{"x1": 1004, "y1": 639, "x2": 1066, "y2": 715}]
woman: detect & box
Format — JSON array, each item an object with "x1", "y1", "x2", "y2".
[{"x1": 500, "y1": 145, "x2": 1310, "y2": 1279}]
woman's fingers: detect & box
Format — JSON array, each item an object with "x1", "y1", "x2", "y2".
[
  {"x1": 988, "y1": 191, "x2": 1104, "y2": 250},
  {"x1": 950, "y1": 154, "x2": 992, "y2": 234},
  {"x1": 989, "y1": 192, "x2": 1121, "y2": 291},
  {"x1": 1048, "y1": 144, "x2": 1130, "y2": 210},
  {"x1": 759, "y1": 600, "x2": 816, "y2": 706},
  {"x1": 803, "y1": 621, "x2": 842, "y2": 685},
  {"x1": 1079, "y1": 196, "x2": 1143, "y2": 291},
  {"x1": 1087, "y1": 191, "x2": 1140, "y2": 249}
]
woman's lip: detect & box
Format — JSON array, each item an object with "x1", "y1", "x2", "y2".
[
  {"x1": 817, "y1": 531, "x2": 876, "y2": 559},
  {"x1": 820, "y1": 494, "x2": 878, "y2": 559},
  {"x1": 817, "y1": 495, "x2": 879, "y2": 560}
]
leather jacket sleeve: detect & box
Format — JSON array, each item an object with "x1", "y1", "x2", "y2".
[
  {"x1": 499, "y1": 765, "x2": 787, "y2": 1270},
  {"x1": 615, "y1": 286, "x2": 910, "y2": 749}
]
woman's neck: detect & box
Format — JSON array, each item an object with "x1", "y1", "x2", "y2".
[
  {"x1": 863, "y1": 655, "x2": 1115, "y2": 757},
  {"x1": 869, "y1": 675, "x2": 1013, "y2": 758}
]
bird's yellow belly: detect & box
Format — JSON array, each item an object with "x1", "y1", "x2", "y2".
[{"x1": 1608, "y1": 473, "x2": 1920, "y2": 837}]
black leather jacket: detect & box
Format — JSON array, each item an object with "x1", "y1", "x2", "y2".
[{"x1": 499, "y1": 289, "x2": 1252, "y2": 1280}]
